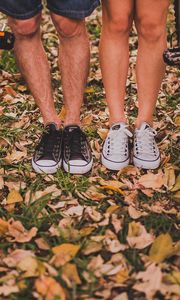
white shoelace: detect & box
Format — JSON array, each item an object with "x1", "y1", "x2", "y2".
[
  {"x1": 135, "y1": 127, "x2": 157, "y2": 156},
  {"x1": 107, "y1": 127, "x2": 132, "y2": 156}
]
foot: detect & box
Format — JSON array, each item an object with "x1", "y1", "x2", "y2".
[
  {"x1": 63, "y1": 125, "x2": 93, "y2": 174},
  {"x1": 133, "y1": 122, "x2": 160, "y2": 169},
  {"x1": 32, "y1": 123, "x2": 63, "y2": 174},
  {"x1": 101, "y1": 122, "x2": 132, "y2": 171}
]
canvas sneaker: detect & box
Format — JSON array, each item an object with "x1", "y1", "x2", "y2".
[
  {"x1": 133, "y1": 122, "x2": 160, "y2": 169},
  {"x1": 101, "y1": 122, "x2": 133, "y2": 170},
  {"x1": 63, "y1": 125, "x2": 93, "y2": 174},
  {"x1": 32, "y1": 123, "x2": 63, "y2": 174}
]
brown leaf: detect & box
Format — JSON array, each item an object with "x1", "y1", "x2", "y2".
[
  {"x1": 35, "y1": 276, "x2": 66, "y2": 300},
  {"x1": 0, "y1": 218, "x2": 8, "y2": 235},
  {"x1": 8, "y1": 220, "x2": 37, "y2": 243},
  {"x1": 62, "y1": 263, "x2": 81, "y2": 288},
  {"x1": 127, "y1": 221, "x2": 154, "y2": 249},
  {"x1": 138, "y1": 172, "x2": 164, "y2": 189}
]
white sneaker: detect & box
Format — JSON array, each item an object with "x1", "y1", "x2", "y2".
[
  {"x1": 133, "y1": 122, "x2": 160, "y2": 169},
  {"x1": 101, "y1": 122, "x2": 132, "y2": 170}
]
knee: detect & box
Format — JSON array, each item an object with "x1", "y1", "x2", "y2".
[
  {"x1": 136, "y1": 19, "x2": 166, "y2": 43},
  {"x1": 8, "y1": 14, "x2": 41, "y2": 37},
  {"x1": 51, "y1": 14, "x2": 85, "y2": 39},
  {"x1": 103, "y1": 15, "x2": 132, "y2": 36}
]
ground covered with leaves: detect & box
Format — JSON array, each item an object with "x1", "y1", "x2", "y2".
[{"x1": 0, "y1": 5, "x2": 179, "y2": 300}]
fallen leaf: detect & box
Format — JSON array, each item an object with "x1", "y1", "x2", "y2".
[
  {"x1": 52, "y1": 243, "x2": 80, "y2": 258},
  {"x1": 35, "y1": 276, "x2": 66, "y2": 300},
  {"x1": 82, "y1": 114, "x2": 93, "y2": 125},
  {"x1": 133, "y1": 263, "x2": 162, "y2": 299},
  {"x1": 0, "y1": 218, "x2": 8, "y2": 235},
  {"x1": 6, "y1": 190, "x2": 23, "y2": 204},
  {"x1": 127, "y1": 221, "x2": 154, "y2": 249},
  {"x1": 171, "y1": 173, "x2": 180, "y2": 192},
  {"x1": 8, "y1": 220, "x2": 38, "y2": 243},
  {"x1": 149, "y1": 233, "x2": 173, "y2": 263},
  {"x1": 62, "y1": 263, "x2": 81, "y2": 288},
  {"x1": 138, "y1": 172, "x2": 164, "y2": 189}
]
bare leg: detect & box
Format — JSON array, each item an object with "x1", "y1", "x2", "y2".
[
  {"x1": 8, "y1": 14, "x2": 61, "y2": 127},
  {"x1": 99, "y1": 0, "x2": 134, "y2": 125},
  {"x1": 135, "y1": 0, "x2": 170, "y2": 128},
  {"x1": 51, "y1": 14, "x2": 90, "y2": 126}
]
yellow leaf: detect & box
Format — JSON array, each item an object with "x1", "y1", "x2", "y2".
[
  {"x1": 0, "y1": 218, "x2": 8, "y2": 235},
  {"x1": 106, "y1": 205, "x2": 120, "y2": 215},
  {"x1": 58, "y1": 106, "x2": 66, "y2": 121},
  {"x1": 173, "y1": 191, "x2": 180, "y2": 203},
  {"x1": 62, "y1": 263, "x2": 81, "y2": 288},
  {"x1": 163, "y1": 166, "x2": 175, "y2": 190},
  {"x1": 175, "y1": 116, "x2": 180, "y2": 125},
  {"x1": 149, "y1": 233, "x2": 173, "y2": 263},
  {"x1": 85, "y1": 87, "x2": 95, "y2": 93},
  {"x1": 171, "y1": 174, "x2": 180, "y2": 192},
  {"x1": 164, "y1": 271, "x2": 180, "y2": 284},
  {"x1": 52, "y1": 243, "x2": 80, "y2": 258},
  {"x1": 116, "y1": 269, "x2": 129, "y2": 283},
  {"x1": 7, "y1": 190, "x2": 23, "y2": 204},
  {"x1": 100, "y1": 185, "x2": 124, "y2": 195},
  {"x1": 80, "y1": 227, "x2": 95, "y2": 237}
]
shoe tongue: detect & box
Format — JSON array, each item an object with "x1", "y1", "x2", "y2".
[
  {"x1": 65, "y1": 125, "x2": 80, "y2": 132},
  {"x1": 45, "y1": 123, "x2": 58, "y2": 131},
  {"x1": 111, "y1": 122, "x2": 126, "y2": 131},
  {"x1": 139, "y1": 122, "x2": 151, "y2": 131}
]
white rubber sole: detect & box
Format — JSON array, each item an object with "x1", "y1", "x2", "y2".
[
  {"x1": 32, "y1": 159, "x2": 62, "y2": 174},
  {"x1": 101, "y1": 154, "x2": 130, "y2": 171},
  {"x1": 63, "y1": 159, "x2": 93, "y2": 174},
  {"x1": 133, "y1": 156, "x2": 160, "y2": 169}
]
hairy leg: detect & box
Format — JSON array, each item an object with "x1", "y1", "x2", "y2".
[
  {"x1": 8, "y1": 14, "x2": 61, "y2": 127},
  {"x1": 135, "y1": 0, "x2": 170, "y2": 128},
  {"x1": 99, "y1": 0, "x2": 134, "y2": 125},
  {"x1": 51, "y1": 14, "x2": 90, "y2": 126}
]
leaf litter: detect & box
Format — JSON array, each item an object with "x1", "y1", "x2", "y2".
[{"x1": 0, "y1": 4, "x2": 179, "y2": 300}]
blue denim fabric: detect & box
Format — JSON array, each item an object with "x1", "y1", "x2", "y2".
[{"x1": 0, "y1": 0, "x2": 100, "y2": 20}]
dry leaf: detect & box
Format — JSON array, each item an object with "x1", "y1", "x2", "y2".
[
  {"x1": 138, "y1": 172, "x2": 164, "y2": 189},
  {"x1": 6, "y1": 190, "x2": 23, "y2": 204},
  {"x1": 0, "y1": 218, "x2": 8, "y2": 235},
  {"x1": 62, "y1": 263, "x2": 81, "y2": 288},
  {"x1": 127, "y1": 222, "x2": 154, "y2": 249},
  {"x1": 52, "y1": 243, "x2": 80, "y2": 258},
  {"x1": 149, "y1": 233, "x2": 173, "y2": 263},
  {"x1": 133, "y1": 263, "x2": 162, "y2": 299},
  {"x1": 8, "y1": 220, "x2": 37, "y2": 243},
  {"x1": 35, "y1": 276, "x2": 66, "y2": 300},
  {"x1": 171, "y1": 173, "x2": 180, "y2": 192}
]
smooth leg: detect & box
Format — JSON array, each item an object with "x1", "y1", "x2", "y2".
[
  {"x1": 100, "y1": 0, "x2": 134, "y2": 125},
  {"x1": 135, "y1": 0, "x2": 170, "y2": 128}
]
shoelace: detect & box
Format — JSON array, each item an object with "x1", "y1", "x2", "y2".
[
  {"x1": 39, "y1": 129, "x2": 61, "y2": 156},
  {"x1": 108, "y1": 127, "x2": 132, "y2": 156},
  {"x1": 135, "y1": 127, "x2": 157, "y2": 156},
  {"x1": 66, "y1": 128, "x2": 85, "y2": 158}
]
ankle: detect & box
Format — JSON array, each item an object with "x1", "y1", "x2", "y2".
[
  {"x1": 135, "y1": 119, "x2": 153, "y2": 129},
  {"x1": 109, "y1": 117, "x2": 127, "y2": 127},
  {"x1": 44, "y1": 117, "x2": 62, "y2": 129}
]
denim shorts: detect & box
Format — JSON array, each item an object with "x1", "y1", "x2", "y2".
[{"x1": 0, "y1": 0, "x2": 100, "y2": 20}]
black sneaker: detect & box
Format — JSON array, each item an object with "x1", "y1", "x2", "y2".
[
  {"x1": 63, "y1": 125, "x2": 93, "y2": 174},
  {"x1": 32, "y1": 123, "x2": 63, "y2": 174}
]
